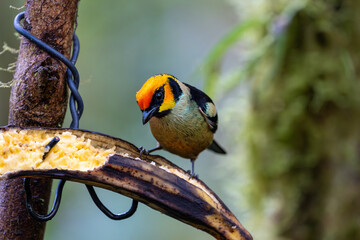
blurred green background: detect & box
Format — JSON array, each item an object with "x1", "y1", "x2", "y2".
[{"x1": 0, "y1": 1, "x2": 241, "y2": 240}]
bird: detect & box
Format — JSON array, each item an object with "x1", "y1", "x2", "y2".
[{"x1": 136, "y1": 74, "x2": 226, "y2": 178}]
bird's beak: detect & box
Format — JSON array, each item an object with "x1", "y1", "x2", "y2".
[{"x1": 142, "y1": 107, "x2": 158, "y2": 125}]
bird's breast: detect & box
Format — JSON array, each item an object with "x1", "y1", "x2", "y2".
[{"x1": 149, "y1": 100, "x2": 213, "y2": 159}]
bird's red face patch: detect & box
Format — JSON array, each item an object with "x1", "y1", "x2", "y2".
[{"x1": 136, "y1": 74, "x2": 172, "y2": 111}]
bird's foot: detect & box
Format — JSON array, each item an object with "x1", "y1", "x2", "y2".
[
  {"x1": 138, "y1": 146, "x2": 149, "y2": 158},
  {"x1": 138, "y1": 144, "x2": 162, "y2": 158},
  {"x1": 186, "y1": 170, "x2": 199, "y2": 179}
]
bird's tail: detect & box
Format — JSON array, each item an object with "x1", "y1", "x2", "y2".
[{"x1": 207, "y1": 140, "x2": 226, "y2": 154}]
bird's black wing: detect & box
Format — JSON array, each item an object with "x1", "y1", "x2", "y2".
[{"x1": 184, "y1": 83, "x2": 218, "y2": 132}]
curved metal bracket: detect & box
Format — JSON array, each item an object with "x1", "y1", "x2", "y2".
[
  {"x1": 24, "y1": 178, "x2": 66, "y2": 222},
  {"x1": 86, "y1": 185, "x2": 138, "y2": 220}
]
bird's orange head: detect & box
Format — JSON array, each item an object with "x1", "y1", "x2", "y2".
[{"x1": 136, "y1": 74, "x2": 182, "y2": 124}]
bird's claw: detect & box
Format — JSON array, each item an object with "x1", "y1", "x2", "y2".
[
  {"x1": 138, "y1": 146, "x2": 149, "y2": 158},
  {"x1": 186, "y1": 170, "x2": 199, "y2": 179}
]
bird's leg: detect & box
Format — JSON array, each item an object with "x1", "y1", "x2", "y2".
[
  {"x1": 139, "y1": 142, "x2": 162, "y2": 158},
  {"x1": 147, "y1": 144, "x2": 162, "y2": 154},
  {"x1": 187, "y1": 159, "x2": 198, "y2": 179}
]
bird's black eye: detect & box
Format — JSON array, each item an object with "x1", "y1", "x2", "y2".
[{"x1": 155, "y1": 91, "x2": 163, "y2": 101}]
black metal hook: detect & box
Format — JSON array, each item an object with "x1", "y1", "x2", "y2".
[
  {"x1": 14, "y1": 12, "x2": 84, "y2": 126},
  {"x1": 86, "y1": 185, "x2": 138, "y2": 220},
  {"x1": 23, "y1": 136, "x2": 62, "y2": 222},
  {"x1": 15, "y1": 11, "x2": 138, "y2": 222},
  {"x1": 24, "y1": 178, "x2": 66, "y2": 222}
]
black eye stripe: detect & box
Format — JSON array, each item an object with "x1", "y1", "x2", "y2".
[
  {"x1": 150, "y1": 85, "x2": 165, "y2": 106},
  {"x1": 168, "y1": 77, "x2": 182, "y2": 101}
]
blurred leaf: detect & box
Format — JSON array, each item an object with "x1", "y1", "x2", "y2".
[{"x1": 202, "y1": 18, "x2": 264, "y2": 96}]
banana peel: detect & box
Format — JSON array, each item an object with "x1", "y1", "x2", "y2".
[{"x1": 0, "y1": 126, "x2": 252, "y2": 240}]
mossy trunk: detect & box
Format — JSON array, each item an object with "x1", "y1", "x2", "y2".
[
  {"x1": 246, "y1": 1, "x2": 360, "y2": 239},
  {"x1": 0, "y1": 0, "x2": 79, "y2": 239}
]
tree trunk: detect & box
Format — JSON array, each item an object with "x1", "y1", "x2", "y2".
[{"x1": 0, "y1": 0, "x2": 79, "y2": 239}]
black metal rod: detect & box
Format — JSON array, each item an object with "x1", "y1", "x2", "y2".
[
  {"x1": 42, "y1": 136, "x2": 60, "y2": 160},
  {"x1": 14, "y1": 12, "x2": 80, "y2": 87},
  {"x1": 24, "y1": 178, "x2": 66, "y2": 222},
  {"x1": 86, "y1": 185, "x2": 138, "y2": 220},
  {"x1": 14, "y1": 12, "x2": 84, "y2": 127}
]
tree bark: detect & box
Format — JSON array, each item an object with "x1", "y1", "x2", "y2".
[{"x1": 0, "y1": 0, "x2": 79, "y2": 239}]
